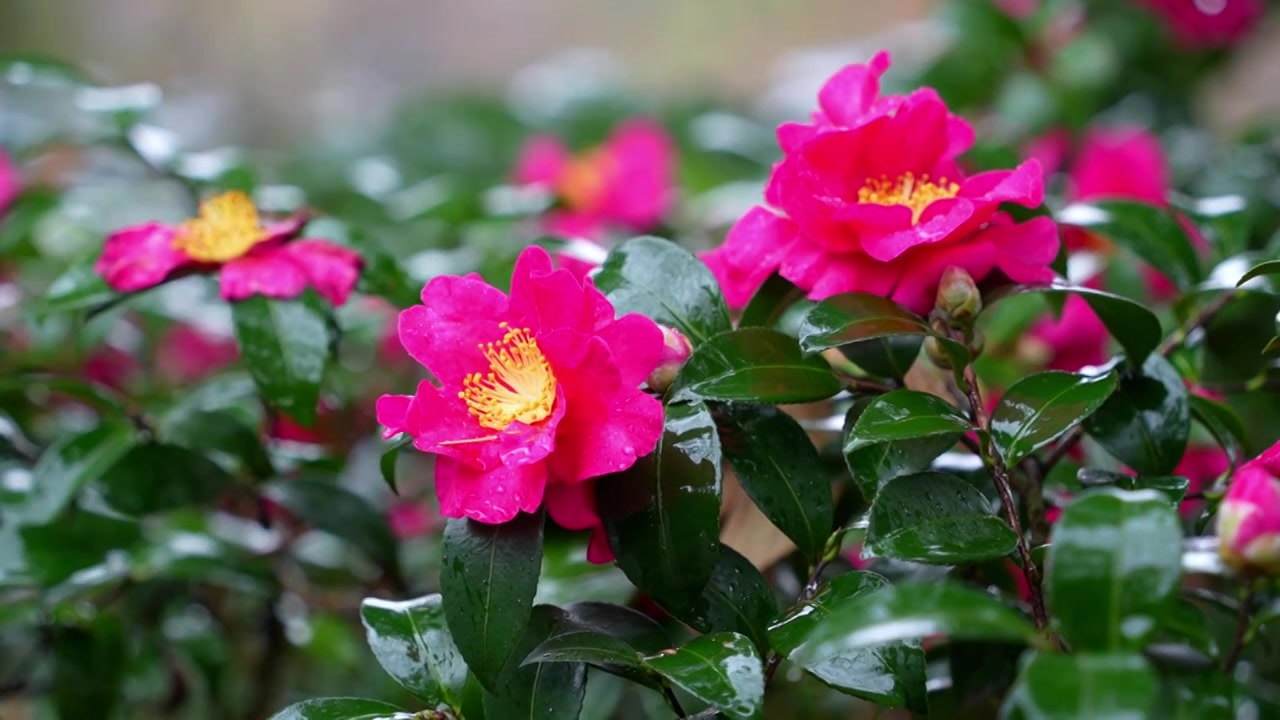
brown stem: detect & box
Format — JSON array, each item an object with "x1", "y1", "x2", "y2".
[
  {"x1": 763, "y1": 555, "x2": 835, "y2": 686},
  {"x1": 963, "y1": 364, "x2": 1050, "y2": 634},
  {"x1": 661, "y1": 682, "x2": 688, "y2": 718},
  {"x1": 1222, "y1": 583, "x2": 1257, "y2": 675}
]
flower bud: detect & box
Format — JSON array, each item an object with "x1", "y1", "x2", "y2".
[
  {"x1": 1218, "y1": 450, "x2": 1280, "y2": 576},
  {"x1": 646, "y1": 325, "x2": 693, "y2": 393},
  {"x1": 934, "y1": 265, "x2": 982, "y2": 326}
]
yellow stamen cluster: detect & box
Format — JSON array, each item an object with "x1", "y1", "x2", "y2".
[
  {"x1": 459, "y1": 324, "x2": 557, "y2": 431},
  {"x1": 558, "y1": 147, "x2": 614, "y2": 210},
  {"x1": 857, "y1": 172, "x2": 960, "y2": 223},
  {"x1": 172, "y1": 191, "x2": 267, "y2": 263}
]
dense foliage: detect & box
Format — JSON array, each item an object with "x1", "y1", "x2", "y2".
[{"x1": 3, "y1": 1, "x2": 1280, "y2": 718}]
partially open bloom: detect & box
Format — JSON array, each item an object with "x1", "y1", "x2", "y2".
[
  {"x1": 376, "y1": 246, "x2": 665, "y2": 562},
  {"x1": 704, "y1": 51, "x2": 1057, "y2": 314},
  {"x1": 1136, "y1": 0, "x2": 1262, "y2": 47},
  {"x1": 514, "y1": 119, "x2": 675, "y2": 244},
  {"x1": 95, "y1": 191, "x2": 362, "y2": 305},
  {"x1": 0, "y1": 149, "x2": 19, "y2": 215},
  {"x1": 645, "y1": 325, "x2": 692, "y2": 394},
  {"x1": 1218, "y1": 440, "x2": 1280, "y2": 575}
]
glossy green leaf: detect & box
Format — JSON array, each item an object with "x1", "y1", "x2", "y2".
[
  {"x1": 594, "y1": 235, "x2": 732, "y2": 345},
  {"x1": 599, "y1": 401, "x2": 721, "y2": 604},
  {"x1": 843, "y1": 400, "x2": 962, "y2": 501},
  {"x1": 231, "y1": 293, "x2": 332, "y2": 426},
  {"x1": 379, "y1": 435, "x2": 411, "y2": 494},
  {"x1": 990, "y1": 371, "x2": 1118, "y2": 467},
  {"x1": 866, "y1": 472, "x2": 1018, "y2": 564},
  {"x1": 739, "y1": 272, "x2": 804, "y2": 329},
  {"x1": 655, "y1": 544, "x2": 776, "y2": 654},
  {"x1": 1058, "y1": 200, "x2": 1202, "y2": 290},
  {"x1": 797, "y1": 292, "x2": 928, "y2": 354},
  {"x1": 668, "y1": 328, "x2": 842, "y2": 404},
  {"x1": 1189, "y1": 394, "x2": 1246, "y2": 468},
  {"x1": 439, "y1": 511, "x2": 544, "y2": 691},
  {"x1": 1046, "y1": 488, "x2": 1182, "y2": 650},
  {"x1": 522, "y1": 601, "x2": 671, "y2": 684},
  {"x1": 18, "y1": 423, "x2": 137, "y2": 524},
  {"x1": 788, "y1": 582, "x2": 1042, "y2": 666},
  {"x1": 845, "y1": 390, "x2": 971, "y2": 447},
  {"x1": 19, "y1": 507, "x2": 141, "y2": 586},
  {"x1": 714, "y1": 403, "x2": 832, "y2": 561},
  {"x1": 355, "y1": 248, "x2": 419, "y2": 308},
  {"x1": 266, "y1": 697, "x2": 406, "y2": 720},
  {"x1": 96, "y1": 443, "x2": 234, "y2": 516},
  {"x1": 1002, "y1": 651, "x2": 1156, "y2": 719},
  {"x1": 989, "y1": 283, "x2": 1162, "y2": 365},
  {"x1": 261, "y1": 478, "x2": 398, "y2": 569},
  {"x1": 483, "y1": 605, "x2": 586, "y2": 720},
  {"x1": 839, "y1": 335, "x2": 923, "y2": 380},
  {"x1": 1084, "y1": 353, "x2": 1189, "y2": 475},
  {"x1": 645, "y1": 632, "x2": 764, "y2": 720},
  {"x1": 769, "y1": 571, "x2": 927, "y2": 710},
  {"x1": 359, "y1": 594, "x2": 466, "y2": 710},
  {"x1": 0, "y1": 373, "x2": 131, "y2": 417},
  {"x1": 1237, "y1": 259, "x2": 1280, "y2": 287},
  {"x1": 36, "y1": 262, "x2": 121, "y2": 316}
]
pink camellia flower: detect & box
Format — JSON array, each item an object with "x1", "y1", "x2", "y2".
[
  {"x1": 1026, "y1": 293, "x2": 1110, "y2": 372},
  {"x1": 1218, "y1": 440, "x2": 1280, "y2": 575},
  {"x1": 95, "y1": 190, "x2": 362, "y2": 305},
  {"x1": 1136, "y1": 0, "x2": 1263, "y2": 47},
  {"x1": 0, "y1": 148, "x2": 19, "y2": 215},
  {"x1": 387, "y1": 501, "x2": 439, "y2": 540},
  {"x1": 376, "y1": 245, "x2": 666, "y2": 563},
  {"x1": 704, "y1": 51, "x2": 1058, "y2": 314},
  {"x1": 1175, "y1": 445, "x2": 1230, "y2": 517},
  {"x1": 155, "y1": 324, "x2": 239, "y2": 385},
  {"x1": 514, "y1": 119, "x2": 675, "y2": 244}
]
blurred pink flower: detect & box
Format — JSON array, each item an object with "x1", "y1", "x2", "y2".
[
  {"x1": 377, "y1": 246, "x2": 666, "y2": 562},
  {"x1": 155, "y1": 324, "x2": 239, "y2": 385},
  {"x1": 1219, "y1": 439, "x2": 1280, "y2": 574},
  {"x1": 387, "y1": 501, "x2": 439, "y2": 540},
  {"x1": 704, "y1": 51, "x2": 1057, "y2": 314},
  {"x1": 1027, "y1": 293, "x2": 1110, "y2": 372},
  {"x1": 96, "y1": 191, "x2": 362, "y2": 305},
  {"x1": 83, "y1": 345, "x2": 141, "y2": 392},
  {"x1": 0, "y1": 148, "x2": 19, "y2": 215},
  {"x1": 1136, "y1": 0, "x2": 1263, "y2": 47},
  {"x1": 514, "y1": 119, "x2": 675, "y2": 254}
]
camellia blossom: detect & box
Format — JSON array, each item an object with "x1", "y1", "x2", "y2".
[
  {"x1": 376, "y1": 245, "x2": 665, "y2": 563},
  {"x1": 95, "y1": 190, "x2": 362, "y2": 305},
  {"x1": 1026, "y1": 293, "x2": 1109, "y2": 372},
  {"x1": 155, "y1": 324, "x2": 239, "y2": 385},
  {"x1": 513, "y1": 119, "x2": 675, "y2": 243},
  {"x1": 1136, "y1": 0, "x2": 1262, "y2": 47},
  {"x1": 0, "y1": 148, "x2": 19, "y2": 215},
  {"x1": 704, "y1": 51, "x2": 1058, "y2": 314},
  {"x1": 1218, "y1": 440, "x2": 1280, "y2": 575}
]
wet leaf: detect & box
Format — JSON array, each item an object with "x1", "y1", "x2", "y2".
[
  {"x1": 797, "y1": 292, "x2": 928, "y2": 354},
  {"x1": 439, "y1": 511, "x2": 544, "y2": 691},
  {"x1": 645, "y1": 632, "x2": 764, "y2": 720},
  {"x1": 379, "y1": 435, "x2": 411, "y2": 494},
  {"x1": 654, "y1": 544, "x2": 776, "y2": 654},
  {"x1": 262, "y1": 478, "x2": 398, "y2": 570},
  {"x1": 866, "y1": 472, "x2": 1018, "y2": 564},
  {"x1": 265, "y1": 697, "x2": 406, "y2": 720},
  {"x1": 843, "y1": 400, "x2": 963, "y2": 501},
  {"x1": 1188, "y1": 394, "x2": 1246, "y2": 468},
  {"x1": 18, "y1": 422, "x2": 136, "y2": 524},
  {"x1": 599, "y1": 401, "x2": 721, "y2": 604},
  {"x1": 594, "y1": 235, "x2": 732, "y2": 345},
  {"x1": 988, "y1": 283, "x2": 1162, "y2": 365},
  {"x1": 1084, "y1": 353, "x2": 1189, "y2": 475},
  {"x1": 96, "y1": 443, "x2": 234, "y2": 516},
  {"x1": 769, "y1": 571, "x2": 927, "y2": 710},
  {"x1": 359, "y1": 594, "x2": 466, "y2": 710},
  {"x1": 739, "y1": 272, "x2": 804, "y2": 329},
  {"x1": 1046, "y1": 488, "x2": 1182, "y2": 651},
  {"x1": 231, "y1": 292, "x2": 332, "y2": 426},
  {"x1": 990, "y1": 371, "x2": 1117, "y2": 467},
  {"x1": 1057, "y1": 200, "x2": 1203, "y2": 290},
  {"x1": 669, "y1": 328, "x2": 842, "y2": 404},
  {"x1": 714, "y1": 403, "x2": 832, "y2": 561},
  {"x1": 1002, "y1": 651, "x2": 1156, "y2": 719},
  {"x1": 1237, "y1": 259, "x2": 1280, "y2": 287},
  {"x1": 483, "y1": 605, "x2": 586, "y2": 720}
]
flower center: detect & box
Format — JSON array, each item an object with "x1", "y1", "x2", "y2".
[
  {"x1": 557, "y1": 148, "x2": 613, "y2": 210},
  {"x1": 459, "y1": 324, "x2": 557, "y2": 431},
  {"x1": 173, "y1": 191, "x2": 268, "y2": 263},
  {"x1": 857, "y1": 172, "x2": 960, "y2": 223}
]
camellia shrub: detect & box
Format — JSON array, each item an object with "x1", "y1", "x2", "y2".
[{"x1": 3, "y1": 0, "x2": 1280, "y2": 718}]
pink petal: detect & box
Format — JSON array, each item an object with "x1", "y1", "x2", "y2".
[
  {"x1": 595, "y1": 313, "x2": 665, "y2": 389},
  {"x1": 1029, "y1": 294, "x2": 1109, "y2": 372},
  {"x1": 599, "y1": 119, "x2": 675, "y2": 229},
  {"x1": 587, "y1": 524, "x2": 614, "y2": 564},
  {"x1": 95, "y1": 223, "x2": 190, "y2": 292},
  {"x1": 435, "y1": 455, "x2": 547, "y2": 524},
  {"x1": 513, "y1": 135, "x2": 570, "y2": 186},
  {"x1": 219, "y1": 246, "x2": 308, "y2": 301},
  {"x1": 960, "y1": 161, "x2": 1045, "y2": 209},
  {"x1": 376, "y1": 394, "x2": 413, "y2": 439},
  {"x1": 1070, "y1": 127, "x2": 1168, "y2": 205},
  {"x1": 509, "y1": 245, "x2": 612, "y2": 335},
  {"x1": 398, "y1": 274, "x2": 510, "y2": 387},
  {"x1": 705, "y1": 206, "x2": 800, "y2": 307},
  {"x1": 817, "y1": 51, "x2": 892, "y2": 127},
  {"x1": 890, "y1": 238, "x2": 996, "y2": 315},
  {"x1": 986, "y1": 215, "x2": 1061, "y2": 284},
  {"x1": 856, "y1": 198, "x2": 978, "y2": 263},
  {"x1": 284, "y1": 239, "x2": 362, "y2": 306},
  {"x1": 545, "y1": 480, "x2": 600, "y2": 531},
  {"x1": 0, "y1": 148, "x2": 19, "y2": 213}
]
